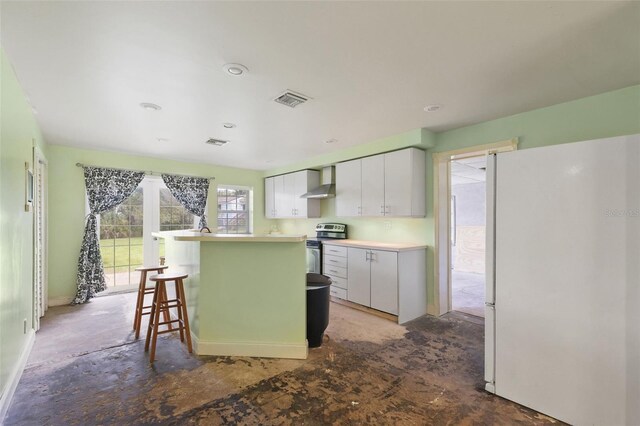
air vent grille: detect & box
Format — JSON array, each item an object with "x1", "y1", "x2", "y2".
[
  {"x1": 274, "y1": 90, "x2": 309, "y2": 108},
  {"x1": 206, "y1": 138, "x2": 228, "y2": 146}
]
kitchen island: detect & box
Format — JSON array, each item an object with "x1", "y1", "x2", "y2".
[{"x1": 153, "y1": 230, "x2": 308, "y2": 359}]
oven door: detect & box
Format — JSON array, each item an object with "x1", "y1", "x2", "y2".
[{"x1": 306, "y1": 247, "x2": 321, "y2": 274}]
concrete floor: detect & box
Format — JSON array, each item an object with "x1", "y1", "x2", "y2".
[
  {"x1": 451, "y1": 271, "x2": 485, "y2": 318},
  {"x1": 6, "y1": 292, "x2": 559, "y2": 425}
]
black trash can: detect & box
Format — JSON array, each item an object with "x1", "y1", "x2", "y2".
[{"x1": 306, "y1": 273, "x2": 332, "y2": 348}]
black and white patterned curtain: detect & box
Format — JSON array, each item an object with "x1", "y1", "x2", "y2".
[
  {"x1": 73, "y1": 166, "x2": 145, "y2": 304},
  {"x1": 161, "y1": 174, "x2": 210, "y2": 229}
]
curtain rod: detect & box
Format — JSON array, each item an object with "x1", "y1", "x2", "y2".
[{"x1": 75, "y1": 163, "x2": 215, "y2": 180}]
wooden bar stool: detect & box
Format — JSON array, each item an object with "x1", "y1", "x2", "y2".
[
  {"x1": 144, "y1": 272, "x2": 193, "y2": 363},
  {"x1": 133, "y1": 265, "x2": 169, "y2": 339}
]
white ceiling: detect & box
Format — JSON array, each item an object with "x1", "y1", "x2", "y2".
[
  {"x1": 451, "y1": 156, "x2": 486, "y2": 186},
  {"x1": 2, "y1": 2, "x2": 639, "y2": 170}
]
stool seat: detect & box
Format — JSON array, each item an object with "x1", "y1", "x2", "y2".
[
  {"x1": 133, "y1": 265, "x2": 171, "y2": 339},
  {"x1": 149, "y1": 272, "x2": 189, "y2": 282},
  {"x1": 136, "y1": 265, "x2": 169, "y2": 272}
]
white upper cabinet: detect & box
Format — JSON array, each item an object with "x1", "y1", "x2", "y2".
[
  {"x1": 335, "y1": 159, "x2": 362, "y2": 217},
  {"x1": 265, "y1": 177, "x2": 276, "y2": 218},
  {"x1": 361, "y1": 155, "x2": 385, "y2": 217},
  {"x1": 273, "y1": 174, "x2": 287, "y2": 218},
  {"x1": 264, "y1": 170, "x2": 320, "y2": 219},
  {"x1": 384, "y1": 148, "x2": 424, "y2": 217},
  {"x1": 336, "y1": 147, "x2": 425, "y2": 217}
]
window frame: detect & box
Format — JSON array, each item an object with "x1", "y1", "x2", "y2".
[{"x1": 216, "y1": 184, "x2": 253, "y2": 234}]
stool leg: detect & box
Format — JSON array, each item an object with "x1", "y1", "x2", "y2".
[
  {"x1": 134, "y1": 270, "x2": 147, "y2": 333},
  {"x1": 148, "y1": 282, "x2": 164, "y2": 363},
  {"x1": 144, "y1": 282, "x2": 159, "y2": 353},
  {"x1": 161, "y1": 284, "x2": 173, "y2": 331},
  {"x1": 177, "y1": 278, "x2": 193, "y2": 353},
  {"x1": 173, "y1": 280, "x2": 184, "y2": 342}
]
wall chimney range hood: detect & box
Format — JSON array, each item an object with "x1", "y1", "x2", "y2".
[{"x1": 300, "y1": 166, "x2": 335, "y2": 199}]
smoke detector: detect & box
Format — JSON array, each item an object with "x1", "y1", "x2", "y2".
[
  {"x1": 274, "y1": 90, "x2": 310, "y2": 108},
  {"x1": 206, "y1": 138, "x2": 229, "y2": 146}
]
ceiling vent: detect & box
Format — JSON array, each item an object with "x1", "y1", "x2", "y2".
[
  {"x1": 206, "y1": 138, "x2": 229, "y2": 146},
  {"x1": 274, "y1": 90, "x2": 309, "y2": 108}
]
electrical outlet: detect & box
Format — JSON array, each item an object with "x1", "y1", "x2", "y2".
[{"x1": 383, "y1": 220, "x2": 392, "y2": 230}]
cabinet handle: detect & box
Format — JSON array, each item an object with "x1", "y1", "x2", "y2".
[
  {"x1": 370, "y1": 251, "x2": 376, "y2": 262},
  {"x1": 329, "y1": 259, "x2": 338, "y2": 263},
  {"x1": 358, "y1": 206, "x2": 362, "y2": 215},
  {"x1": 385, "y1": 205, "x2": 390, "y2": 214},
  {"x1": 365, "y1": 251, "x2": 370, "y2": 261},
  {"x1": 329, "y1": 249, "x2": 340, "y2": 253},
  {"x1": 380, "y1": 205, "x2": 385, "y2": 214},
  {"x1": 329, "y1": 269, "x2": 339, "y2": 274}
]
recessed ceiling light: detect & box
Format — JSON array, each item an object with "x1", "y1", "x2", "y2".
[
  {"x1": 222, "y1": 63, "x2": 248, "y2": 76},
  {"x1": 157, "y1": 137, "x2": 169, "y2": 143},
  {"x1": 222, "y1": 122, "x2": 236, "y2": 129},
  {"x1": 324, "y1": 138, "x2": 338, "y2": 144},
  {"x1": 424, "y1": 104, "x2": 442, "y2": 112},
  {"x1": 140, "y1": 102, "x2": 162, "y2": 111}
]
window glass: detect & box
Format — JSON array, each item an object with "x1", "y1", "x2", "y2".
[{"x1": 217, "y1": 186, "x2": 251, "y2": 234}]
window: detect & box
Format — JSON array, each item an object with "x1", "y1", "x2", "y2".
[
  {"x1": 217, "y1": 186, "x2": 252, "y2": 234},
  {"x1": 96, "y1": 178, "x2": 199, "y2": 289},
  {"x1": 159, "y1": 187, "x2": 196, "y2": 232},
  {"x1": 99, "y1": 186, "x2": 144, "y2": 287}
]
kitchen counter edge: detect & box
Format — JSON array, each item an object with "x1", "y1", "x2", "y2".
[
  {"x1": 152, "y1": 230, "x2": 306, "y2": 243},
  {"x1": 321, "y1": 239, "x2": 427, "y2": 252}
]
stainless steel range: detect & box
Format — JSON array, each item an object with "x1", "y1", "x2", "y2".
[{"x1": 306, "y1": 223, "x2": 347, "y2": 274}]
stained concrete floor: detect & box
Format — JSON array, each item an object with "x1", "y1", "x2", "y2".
[
  {"x1": 6, "y1": 292, "x2": 559, "y2": 425},
  {"x1": 451, "y1": 271, "x2": 485, "y2": 318}
]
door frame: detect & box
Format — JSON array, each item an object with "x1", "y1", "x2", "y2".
[
  {"x1": 32, "y1": 145, "x2": 48, "y2": 330},
  {"x1": 432, "y1": 138, "x2": 518, "y2": 316}
]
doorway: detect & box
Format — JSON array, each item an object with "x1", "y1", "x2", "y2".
[
  {"x1": 97, "y1": 176, "x2": 199, "y2": 293},
  {"x1": 432, "y1": 138, "x2": 518, "y2": 317},
  {"x1": 450, "y1": 156, "x2": 486, "y2": 317}
]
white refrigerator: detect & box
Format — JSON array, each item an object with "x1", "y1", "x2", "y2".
[{"x1": 484, "y1": 134, "x2": 640, "y2": 425}]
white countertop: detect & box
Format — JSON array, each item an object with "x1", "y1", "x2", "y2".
[
  {"x1": 321, "y1": 239, "x2": 427, "y2": 252},
  {"x1": 152, "y1": 230, "x2": 306, "y2": 243}
]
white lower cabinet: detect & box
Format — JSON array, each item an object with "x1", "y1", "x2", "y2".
[
  {"x1": 370, "y1": 250, "x2": 398, "y2": 315},
  {"x1": 347, "y1": 248, "x2": 398, "y2": 315},
  {"x1": 325, "y1": 242, "x2": 426, "y2": 323},
  {"x1": 347, "y1": 248, "x2": 372, "y2": 306},
  {"x1": 323, "y1": 244, "x2": 348, "y2": 301}
]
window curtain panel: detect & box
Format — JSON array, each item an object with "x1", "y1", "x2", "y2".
[
  {"x1": 73, "y1": 166, "x2": 145, "y2": 304},
  {"x1": 161, "y1": 174, "x2": 210, "y2": 229}
]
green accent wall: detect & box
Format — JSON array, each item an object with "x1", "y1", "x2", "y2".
[
  {"x1": 0, "y1": 49, "x2": 46, "y2": 400},
  {"x1": 272, "y1": 84, "x2": 640, "y2": 311},
  {"x1": 47, "y1": 145, "x2": 275, "y2": 302}
]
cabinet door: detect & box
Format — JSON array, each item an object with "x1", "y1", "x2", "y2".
[
  {"x1": 370, "y1": 250, "x2": 398, "y2": 315},
  {"x1": 273, "y1": 175, "x2": 287, "y2": 218},
  {"x1": 361, "y1": 155, "x2": 385, "y2": 217},
  {"x1": 336, "y1": 160, "x2": 362, "y2": 217},
  {"x1": 347, "y1": 247, "x2": 371, "y2": 307},
  {"x1": 281, "y1": 173, "x2": 296, "y2": 218},
  {"x1": 292, "y1": 170, "x2": 320, "y2": 218},
  {"x1": 384, "y1": 149, "x2": 413, "y2": 216},
  {"x1": 264, "y1": 177, "x2": 275, "y2": 218},
  {"x1": 291, "y1": 171, "x2": 307, "y2": 217}
]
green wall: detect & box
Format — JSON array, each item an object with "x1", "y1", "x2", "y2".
[
  {"x1": 271, "y1": 84, "x2": 640, "y2": 311},
  {"x1": 0, "y1": 49, "x2": 46, "y2": 402},
  {"x1": 47, "y1": 145, "x2": 275, "y2": 303}
]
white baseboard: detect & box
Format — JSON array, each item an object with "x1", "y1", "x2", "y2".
[
  {"x1": 0, "y1": 330, "x2": 35, "y2": 424},
  {"x1": 168, "y1": 313, "x2": 308, "y2": 360},
  {"x1": 48, "y1": 296, "x2": 73, "y2": 306},
  {"x1": 193, "y1": 334, "x2": 308, "y2": 359}
]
